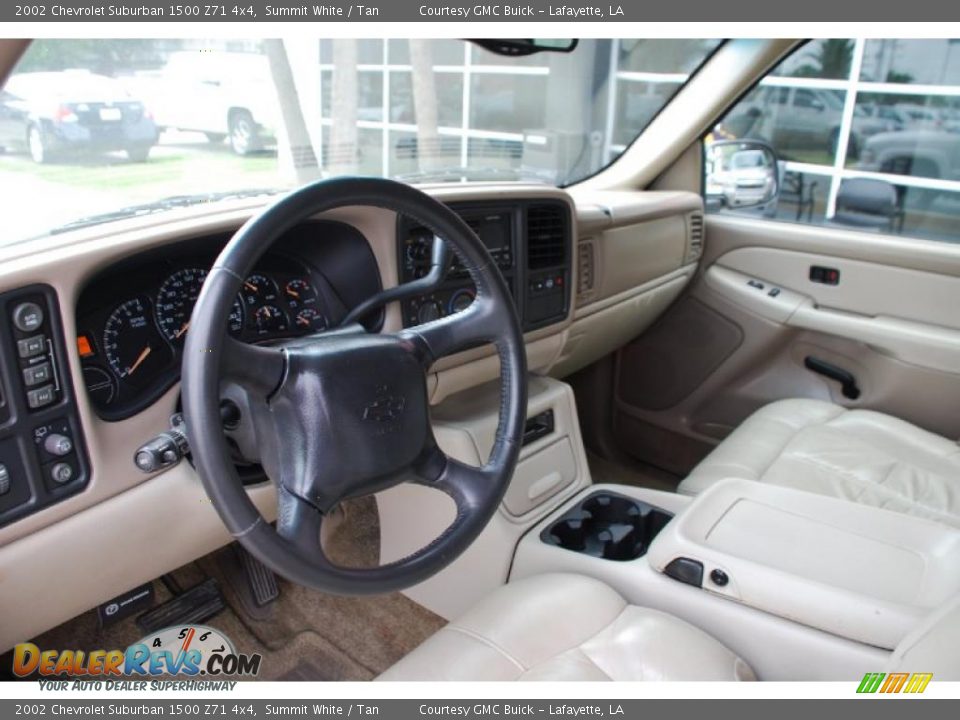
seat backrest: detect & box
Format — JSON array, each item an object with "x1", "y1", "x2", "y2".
[{"x1": 888, "y1": 593, "x2": 960, "y2": 679}]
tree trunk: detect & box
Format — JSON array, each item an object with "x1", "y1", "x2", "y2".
[
  {"x1": 329, "y1": 39, "x2": 359, "y2": 176},
  {"x1": 263, "y1": 39, "x2": 321, "y2": 184},
  {"x1": 409, "y1": 40, "x2": 443, "y2": 172}
]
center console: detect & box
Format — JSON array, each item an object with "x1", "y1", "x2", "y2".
[
  {"x1": 397, "y1": 200, "x2": 572, "y2": 332},
  {"x1": 511, "y1": 477, "x2": 960, "y2": 679}
]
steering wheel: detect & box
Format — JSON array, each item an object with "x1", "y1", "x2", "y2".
[{"x1": 181, "y1": 177, "x2": 527, "y2": 595}]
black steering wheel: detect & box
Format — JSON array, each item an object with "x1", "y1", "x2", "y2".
[{"x1": 182, "y1": 177, "x2": 527, "y2": 595}]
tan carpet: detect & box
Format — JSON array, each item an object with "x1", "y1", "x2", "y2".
[{"x1": 7, "y1": 496, "x2": 444, "y2": 682}]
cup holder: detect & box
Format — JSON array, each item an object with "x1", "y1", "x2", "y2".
[{"x1": 540, "y1": 492, "x2": 674, "y2": 561}]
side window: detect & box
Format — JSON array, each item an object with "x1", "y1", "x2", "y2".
[{"x1": 706, "y1": 39, "x2": 960, "y2": 244}]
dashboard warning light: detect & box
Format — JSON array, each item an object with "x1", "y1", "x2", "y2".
[{"x1": 77, "y1": 334, "x2": 95, "y2": 358}]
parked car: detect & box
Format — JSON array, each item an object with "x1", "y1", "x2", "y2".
[
  {"x1": 0, "y1": 70, "x2": 158, "y2": 163},
  {"x1": 722, "y1": 85, "x2": 891, "y2": 158},
  {"x1": 143, "y1": 50, "x2": 278, "y2": 155},
  {"x1": 859, "y1": 128, "x2": 960, "y2": 181}
]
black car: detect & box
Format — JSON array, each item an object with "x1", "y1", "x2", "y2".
[{"x1": 0, "y1": 70, "x2": 158, "y2": 163}]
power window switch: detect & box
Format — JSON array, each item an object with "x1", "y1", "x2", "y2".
[
  {"x1": 27, "y1": 384, "x2": 56, "y2": 409},
  {"x1": 768, "y1": 287, "x2": 781, "y2": 298},
  {"x1": 747, "y1": 279, "x2": 765, "y2": 290},
  {"x1": 17, "y1": 335, "x2": 46, "y2": 359},
  {"x1": 23, "y1": 362, "x2": 52, "y2": 387},
  {"x1": 0, "y1": 464, "x2": 9, "y2": 495}
]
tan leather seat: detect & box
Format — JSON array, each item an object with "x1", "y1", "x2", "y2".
[
  {"x1": 378, "y1": 573, "x2": 754, "y2": 681},
  {"x1": 679, "y1": 399, "x2": 960, "y2": 529}
]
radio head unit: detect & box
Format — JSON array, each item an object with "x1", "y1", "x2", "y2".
[{"x1": 397, "y1": 200, "x2": 571, "y2": 333}]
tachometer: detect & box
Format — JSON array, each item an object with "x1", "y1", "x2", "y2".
[{"x1": 103, "y1": 298, "x2": 172, "y2": 388}]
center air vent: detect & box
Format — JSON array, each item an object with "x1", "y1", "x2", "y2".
[
  {"x1": 527, "y1": 204, "x2": 567, "y2": 269},
  {"x1": 686, "y1": 212, "x2": 704, "y2": 263}
]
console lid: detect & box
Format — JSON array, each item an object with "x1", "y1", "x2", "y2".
[{"x1": 646, "y1": 479, "x2": 960, "y2": 649}]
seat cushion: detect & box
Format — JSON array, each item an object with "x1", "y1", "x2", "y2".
[
  {"x1": 679, "y1": 399, "x2": 960, "y2": 528},
  {"x1": 377, "y1": 573, "x2": 753, "y2": 681}
]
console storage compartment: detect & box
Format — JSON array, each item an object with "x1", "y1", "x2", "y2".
[{"x1": 646, "y1": 479, "x2": 960, "y2": 649}]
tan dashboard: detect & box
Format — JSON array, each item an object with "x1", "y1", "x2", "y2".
[{"x1": 0, "y1": 182, "x2": 700, "y2": 651}]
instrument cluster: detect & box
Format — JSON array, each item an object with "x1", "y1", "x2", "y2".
[{"x1": 77, "y1": 256, "x2": 330, "y2": 420}]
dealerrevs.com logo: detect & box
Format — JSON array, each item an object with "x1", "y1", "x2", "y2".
[{"x1": 13, "y1": 625, "x2": 262, "y2": 681}]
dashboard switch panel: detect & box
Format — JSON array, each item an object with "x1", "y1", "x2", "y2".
[{"x1": 0, "y1": 285, "x2": 90, "y2": 527}]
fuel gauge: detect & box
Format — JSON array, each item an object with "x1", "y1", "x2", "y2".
[{"x1": 294, "y1": 308, "x2": 327, "y2": 333}]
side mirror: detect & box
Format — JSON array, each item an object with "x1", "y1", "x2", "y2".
[{"x1": 704, "y1": 139, "x2": 780, "y2": 212}]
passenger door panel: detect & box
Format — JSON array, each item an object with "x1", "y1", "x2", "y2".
[{"x1": 612, "y1": 214, "x2": 960, "y2": 477}]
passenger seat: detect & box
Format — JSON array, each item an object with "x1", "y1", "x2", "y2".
[{"x1": 678, "y1": 399, "x2": 960, "y2": 529}]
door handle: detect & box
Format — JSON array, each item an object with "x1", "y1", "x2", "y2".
[{"x1": 804, "y1": 356, "x2": 861, "y2": 400}]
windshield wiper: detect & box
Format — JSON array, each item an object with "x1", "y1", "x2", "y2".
[
  {"x1": 48, "y1": 188, "x2": 284, "y2": 235},
  {"x1": 396, "y1": 166, "x2": 538, "y2": 184}
]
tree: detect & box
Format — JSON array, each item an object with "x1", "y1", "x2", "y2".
[
  {"x1": 408, "y1": 40, "x2": 443, "y2": 172},
  {"x1": 263, "y1": 40, "x2": 321, "y2": 184},
  {"x1": 329, "y1": 40, "x2": 359, "y2": 176},
  {"x1": 792, "y1": 39, "x2": 855, "y2": 79}
]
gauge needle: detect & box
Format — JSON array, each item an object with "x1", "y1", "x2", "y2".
[
  {"x1": 244, "y1": 281, "x2": 258, "y2": 292},
  {"x1": 127, "y1": 345, "x2": 152, "y2": 376},
  {"x1": 287, "y1": 288, "x2": 300, "y2": 298},
  {"x1": 175, "y1": 321, "x2": 190, "y2": 339}
]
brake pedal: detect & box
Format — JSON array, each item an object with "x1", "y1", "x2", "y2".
[
  {"x1": 136, "y1": 577, "x2": 225, "y2": 635},
  {"x1": 238, "y1": 545, "x2": 280, "y2": 607}
]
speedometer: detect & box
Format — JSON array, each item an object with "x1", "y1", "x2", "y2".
[
  {"x1": 156, "y1": 268, "x2": 207, "y2": 342},
  {"x1": 156, "y1": 267, "x2": 244, "y2": 341}
]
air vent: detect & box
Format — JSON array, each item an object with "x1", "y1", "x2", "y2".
[
  {"x1": 686, "y1": 212, "x2": 704, "y2": 263},
  {"x1": 527, "y1": 204, "x2": 567, "y2": 269},
  {"x1": 577, "y1": 241, "x2": 595, "y2": 296}
]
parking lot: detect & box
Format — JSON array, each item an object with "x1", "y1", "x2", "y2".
[{"x1": 0, "y1": 131, "x2": 281, "y2": 244}]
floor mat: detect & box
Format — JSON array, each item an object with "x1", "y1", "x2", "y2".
[{"x1": 6, "y1": 496, "x2": 444, "y2": 682}]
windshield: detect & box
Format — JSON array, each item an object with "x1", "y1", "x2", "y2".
[{"x1": 0, "y1": 38, "x2": 721, "y2": 245}]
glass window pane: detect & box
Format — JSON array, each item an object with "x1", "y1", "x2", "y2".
[
  {"x1": 861, "y1": 40, "x2": 960, "y2": 85},
  {"x1": 390, "y1": 71, "x2": 463, "y2": 127},
  {"x1": 388, "y1": 39, "x2": 463, "y2": 66},
  {"x1": 854, "y1": 92, "x2": 960, "y2": 179},
  {"x1": 715, "y1": 85, "x2": 852, "y2": 166},
  {"x1": 357, "y1": 40, "x2": 383, "y2": 65},
  {"x1": 617, "y1": 39, "x2": 721, "y2": 74},
  {"x1": 613, "y1": 80, "x2": 682, "y2": 146},
  {"x1": 769, "y1": 39, "x2": 856, "y2": 79},
  {"x1": 469, "y1": 74, "x2": 546, "y2": 134}
]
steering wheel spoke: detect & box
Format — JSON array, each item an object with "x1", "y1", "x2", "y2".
[
  {"x1": 220, "y1": 336, "x2": 286, "y2": 397},
  {"x1": 411, "y1": 441, "x2": 501, "y2": 513},
  {"x1": 397, "y1": 296, "x2": 502, "y2": 367},
  {"x1": 276, "y1": 487, "x2": 326, "y2": 560}
]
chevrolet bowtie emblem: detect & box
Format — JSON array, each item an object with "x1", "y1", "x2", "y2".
[{"x1": 362, "y1": 392, "x2": 406, "y2": 423}]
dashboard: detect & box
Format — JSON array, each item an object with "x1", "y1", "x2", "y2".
[
  {"x1": 75, "y1": 220, "x2": 383, "y2": 421},
  {"x1": 0, "y1": 183, "x2": 703, "y2": 653}
]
